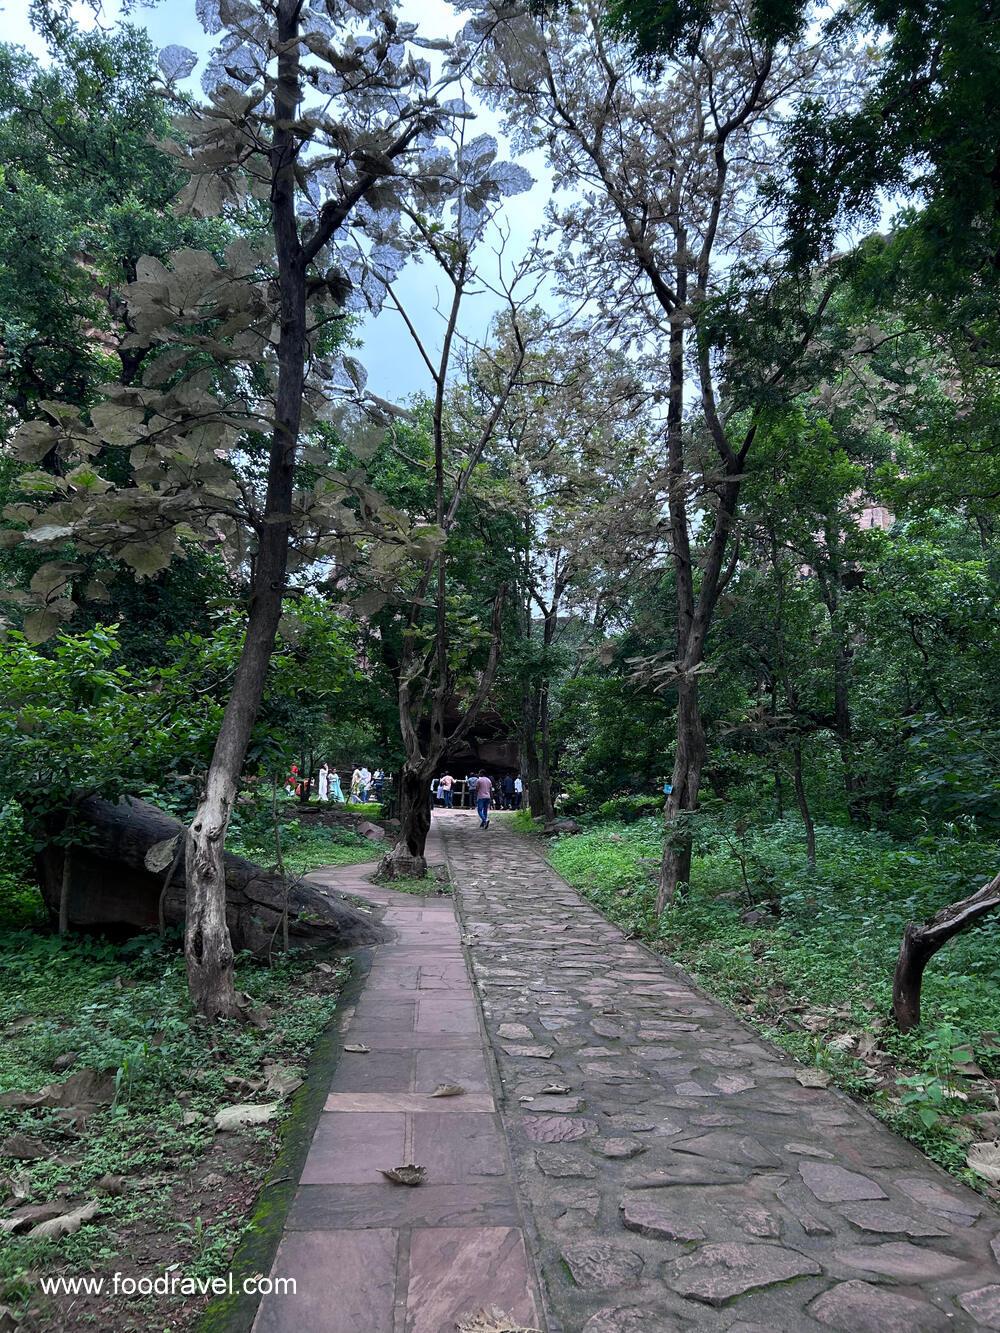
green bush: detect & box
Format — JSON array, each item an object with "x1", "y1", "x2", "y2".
[{"x1": 595, "y1": 792, "x2": 664, "y2": 823}]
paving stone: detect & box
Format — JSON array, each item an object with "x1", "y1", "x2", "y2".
[
  {"x1": 582, "y1": 1307, "x2": 684, "y2": 1332},
  {"x1": 619, "y1": 1195, "x2": 706, "y2": 1242},
  {"x1": 731, "y1": 1204, "x2": 781, "y2": 1238},
  {"x1": 501, "y1": 1043, "x2": 554, "y2": 1059},
  {"x1": 958, "y1": 1284, "x2": 1000, "y2": 1328},
  {"x1": 833, "y1": 1239, "x2": 969, "y2": 1280},
  {"x1": 498, "y1": 1022, "x2": 534, "y2": 1039},
  {"x1": 798, "y1": 1161, "x2": 886, "y2": 1203},
  {"x1": 673, "y1": 1132, "x2": 780, "y2": 1168},
  {"x1": 592, "y1": 1017, "x2": 627, "y2": 1038},
  {"x1": 535, "y1": 1149, "x2": 598, "y2": 1178},
  {"x1": 595, "y1": 1137, "x2": 647, "y2": 1159},
  {"x1": 664, "y1": 1241, "x2": 821, "y2": 1306},
  {"x1": 808, "y1": 1279, "x2": 952, "y2": 1332},
  {"x1": 604, "y1": 1113, "x2": 659, "y2": 1133},
  {"x1": 784, "y1": 1141, "x2": 834, "y2": 1159},
  {"x1": 898, "y1": 1176, "x2": 983, "y2": 1224},
  {"x1": 626, "y1": 1154, "x2": 751, "y2": 1187},
  {"x1": 562, "y1": 1240, "x2": 644, "y2": 1289},
  {"x1": 522, "y1": 1115, "x2": 597, "y2": 1143},
  {"x1": 522, "y1": 1094, "x2": 586, "y2": 1114},
  {"x1": 406, "y1": 1226, "x2": 539, "y2": 1333},
  {"x1": 839, "y1": 1202, "x2": 948, "y2": 1237}
]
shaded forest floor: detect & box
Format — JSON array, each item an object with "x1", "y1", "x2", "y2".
[
  {"x1": 529, "y1": 811, "x2": 1000, "y2": 1192},
  {"x1": 0, "y1": 819, "x2": 375, "y2": 1332}
]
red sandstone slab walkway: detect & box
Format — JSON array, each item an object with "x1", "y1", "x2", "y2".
[
  {"x1": 255, "y1": 809, "x2": 1000, "y2": 1332},
  {"x1": 253, "y1": 821, "x2": 543, "y2": 1333}
]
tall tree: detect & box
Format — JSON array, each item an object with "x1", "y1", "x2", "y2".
[
  {"x1": 3, "y1": 0, "x2": 477, "y2": 1016},
  {"x1": 473, "y1": 0, "x2": 844, "y2": 906}
]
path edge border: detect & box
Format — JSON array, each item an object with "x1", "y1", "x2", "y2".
[{"x1": 195, "y1": 935, "x2": 379, "y2": 1333}]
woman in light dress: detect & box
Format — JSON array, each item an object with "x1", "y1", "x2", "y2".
[
  {"x1": 350, "y1": 767, "x2": 362, "y2": 802},
  {"x1": 330, "y1": 768, "x2": 345, "y2": 803},
  {"x1": 317, "y1": 762, "x2": 330, "y2": 801}
]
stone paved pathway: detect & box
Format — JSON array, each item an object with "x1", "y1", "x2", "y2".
[
  {"x1": 254, "y1": 821, "x2": 542, "y2": 1333},
  {"x1": 440, "y1": 811, "x2": 1000, "y2": 1332}
]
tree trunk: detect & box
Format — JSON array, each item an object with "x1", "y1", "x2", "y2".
[
  {"x1": 58, "y1": 847, "x2": 72, "y2": 937},
  {"x1": 40, "y1": 796, "x2": 383, "y2": 953},
  {"x1": 379, "y1": 765, "x2": 433, "y2": 878},
  {"x1": 183, "y1": 0, "x2": 307, "y2": 1020},
  {"x1": 657, "y1": 676, "x2": 705, "y2": 913},
  {"x1": 791, "y1": 743, "x2": 816, "y2": 869},
  {"x1": 893, "y1": 870, "x2": 1000, "y2": 1032},
  {"x1": 522, "y1": 684, "x2": 544, "y2": 817},
  {"x1": 536, "y1": 677, "x2": 556, "y2": 822}
]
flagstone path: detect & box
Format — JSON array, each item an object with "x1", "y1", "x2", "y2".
[{"x1": 255, "y1": 811, "x2": 1000, "y2": 1332}]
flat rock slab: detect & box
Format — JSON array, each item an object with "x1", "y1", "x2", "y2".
[
  {"x1": 809, "y1": 1279, "x2": 953, "y2": 1332},
  {"x1": 620, "y1": 1195, "x2": 705, "y2": 1242},
  {"x1": 833, "y1": 1240, "x2": 969, "y2": 1280},
  {"x1": 799, "y1": 1161, "x2": 887, "y2": 1203},
  {"x1": 958, "y1": 1284, "x2": 1000, "y2": 1328},
  {"x1": 664, "y1": 1241, "x2": 821, "y2": 1305},
  {"x1": 582, "y1": 1308, "x2": 685, "y2": 1332},
  {"x1": 562, "y1": 1240, "x2": 644, "y2": 1289},
  {"x1": 522, "y1": 1114, "x2": 597, "y2": 1143}
]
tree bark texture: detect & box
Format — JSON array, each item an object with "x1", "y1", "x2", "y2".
[
  {"x1": 41, "y1": 797, "x2": 383, "y2": 954},
  {"x1": 183, "y1": 0, "x2": 307, "y2": 1019},
  {"x1": 893, "y1": 870, "x2": 1000, "y2": 1032}
]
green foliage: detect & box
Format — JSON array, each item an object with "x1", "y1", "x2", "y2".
[
  {"x1": 0, "y1": 928, "x2": 345, "y2": 1303},
  {"x1": 231, "y1": 816, "x2": 381, "y2": 875},
  {"x1": 549, "y1": 813, "x2": 1000, "y2": 1177}
]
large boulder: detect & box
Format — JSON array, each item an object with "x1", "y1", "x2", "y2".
[{"x1": 38, "y1": 796, "x2": 383, "y2": 955}]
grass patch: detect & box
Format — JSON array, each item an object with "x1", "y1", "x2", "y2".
[
  {"x1": 233, "y1": 818, "x2": 381, "y2": 875},
  {"x1": 548, "y1": 814, "x2": 1000, "y2": 1189},
  {"x1": 0, "y1": 870, "x2": 347, "y2": 1331}
]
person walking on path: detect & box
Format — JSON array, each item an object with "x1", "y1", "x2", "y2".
[
  {"x1": 501, "y1": 772, "x2": 515, "y2": 810},
  {"x1": 466, "y1": 772, "x2": 479, "y2": 811},
  {"x1": 330, "y1": 767, "x2": 345, "y2": 803},
  {"x1": 475, "y1": 773, "x2": 494, "y2": 828},
  {"x1": 513, "y1": 774, "x2": 523, "y2": 810},
  {"x1": 440, "y1": 772, "x2": 454, "y2": 808}
]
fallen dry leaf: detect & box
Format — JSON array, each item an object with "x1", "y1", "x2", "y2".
[
  {"x1": 343, "y1": 1043, "x2": 370, "y2": 1054},
  {"x1": 380, "y1": 1164, "x2": 426, "y2": 1187},
  {"x1": 26, "y1": 1198, "x2": 99, "y2": 1240},
  {"x1": 967, "y1": 1140, "x2": 1000, "y2": 1185},
  {"x1": 263, "y1": 1063, "x2": 303, "y2": 1098},
  {"x1": 0, "y1": 1133, "x2": 47, "y2": 1161},
  {"x1": 542, "y1": 1084, "x2": 571, "y2": 1095},
  {"x1": 429, "y1": 1084, "x2": 465, "y2": 1098},
  {"x1": 456, "y1": 1307, "x2": 542, "y2": 1333},
  {"x1": 827, "y1": 1033, "x2": 856, "y2": 1053},
  {"x1": 213, "y1": 1103, "x2": 279, "y2": 1132},
  {"x1": 795, "y1": 1068, "x2": 832, "y2": 1088},
  {"x1": 0, "y1": 1069, "x2": 115, "y2": 1113}
]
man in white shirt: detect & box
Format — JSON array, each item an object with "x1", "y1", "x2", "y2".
[{"x1": 513, "y1": 775, "x2": 524, "y2": 810}]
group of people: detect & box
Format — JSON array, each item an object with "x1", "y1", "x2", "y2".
[
  {"x1": 286, "y1": 763, "x2": 385, "y2": 804},
  {"x1": 430, "y1": 770, "x2": 524, "y2": 826}
]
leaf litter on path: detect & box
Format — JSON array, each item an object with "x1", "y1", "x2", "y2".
[
  {"x1": 429, "y1": 1084, "x2": 465, "y2": 1098},
  {"x1": 380, "y1": 1164, "x2": 426, "y2": 1186},
  {"x1": 456, "y1": 1308, "x2": 541, "y2": 1333}
]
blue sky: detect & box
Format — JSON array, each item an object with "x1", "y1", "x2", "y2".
[{"x1": 3, "y1": 0, "x2": 553, "y2": 402}]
